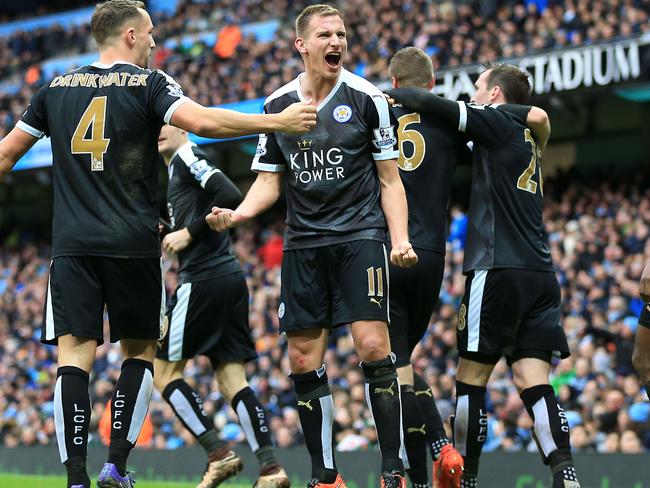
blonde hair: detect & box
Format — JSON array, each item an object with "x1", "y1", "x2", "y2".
[
  {"x1": 388, "y1": 47, "x2": 434, "y2": 88},
  {"x1": 295, "y1": 4, "x2": 342, "y2": 37}
]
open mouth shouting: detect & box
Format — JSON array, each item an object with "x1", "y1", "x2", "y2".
[{"x1": 324, "y1": 51, "x2": 342, "y2": 70}]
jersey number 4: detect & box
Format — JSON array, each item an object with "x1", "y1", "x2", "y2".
[
  {"x1": 516, "y1": 128, "x2": 543, "y2": 195},
  {"x1": 71, "y1": 96, "x2": 110, "y2": 172}
]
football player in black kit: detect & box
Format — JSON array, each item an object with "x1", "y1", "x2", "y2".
[
  {"x1": 387, "y1": 47, "x2": 466, "y2": 488},
  {"x1": 634, "y1": 263, "x2": 650, "y2": 396},
  {"x1": 388, "y1": 65, "x2": 582, "y2": 488},
  {"x1": 0, "y1": 2, "x2": 315, "y2": 487},
  {"x1": 156, "y1": 124, "x2": 290, "y2": 488},
  {"x1": 207, "y1": 4, "x2": 417, "y2": 488}
]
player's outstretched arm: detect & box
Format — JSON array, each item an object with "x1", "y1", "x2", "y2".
[
  {"x1": 206, "y1": 171, "x2": 282, "y2": 232},
  {"x1": 0, "y1": 127, "x2": 39, "y2": 182},
  {"x1": 386, "y1": 87, "x2": 460, "y2": 128},
  {"x1": 170, "y1": 99, "x2": 317, "y2": 139},
  {"x1": 376, "y1": 159, "x2": 418, "y2": 268}
]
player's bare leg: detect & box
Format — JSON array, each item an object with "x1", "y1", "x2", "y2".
[
  {"x1": 288, "y1": 328, "x2": 344, "y2": 487},
  {"x1": 216, "y1": 362, "x2": 290, "y2": 487},
  {"x1": 98, "y1": 339, "x2": 156, "y2": 488},
  {"x1": 454, "y1": 358, "x2": 494, "y2": 488},
  {"x1": 56, "y1": 334, "x2": 97, "y2": 488},
  {"x1": 633, "y1": 325, "x2": 650, "y2": 396},
  {"x1": 351, "y1": 320, "x2": 406, "y2": 488},
  {"x1": 512, "y1": 358, "x2": 580, "y2": 488}
]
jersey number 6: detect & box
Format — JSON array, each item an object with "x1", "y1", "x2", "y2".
[{"x1": 71, "y1": 96, "x2": 111, "y2": 172}]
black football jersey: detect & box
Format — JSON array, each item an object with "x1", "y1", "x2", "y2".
[
  {"x1": 18, "y1": 61, "x2": 188, "y2": 258},
  {"x1": 457, "y1": 102, "x2": 553, "y2": 273},
  {"x1": 251, "y1": 69, "x2": 399, "y2": 250},
  {"x1": 166, "y1": 142, "x2": 240, "y2": 283},
  {"x1": 391, "y1": 103, "x2": 469, "y2": 253}
]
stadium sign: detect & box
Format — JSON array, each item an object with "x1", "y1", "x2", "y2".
[{"x1": 431, "y1": 36, "x2": 649, "y2": 100}]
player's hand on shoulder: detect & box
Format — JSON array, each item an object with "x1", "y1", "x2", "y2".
[
  {"x1": 390, "y1": 241, "x2": 418, "y2": 268},
  {"x1": 162, "y1": 228, "x2": 193, "y2": 254},
  {"x1": 640, "y1": 261, "x2": 650, "y2": 302},
  {"x1": 383, "y1": 92, "x2": 396, "y2": 106},
  {"x1": 279, "y1": 100, "x2": 317, "y2": 134}
]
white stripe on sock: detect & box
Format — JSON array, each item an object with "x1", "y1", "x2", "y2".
[
  {"x1": 397, "y1": 380, "x2": 409, "y2": 470},
  {"x1": 54, "y1": 377, "x2": 68, "y2": 463},
  {"x1": 170, "y1": 388, "x2": 208, "y2": 437},
  {"x1": 532, "y1": 397, "x2": 558, "y2": 457},
  {"x1": 236, "y1": 400, "x2": 259, "y2": 452},
  {"x1": 319, "y1": 395, "x2": 335, "y2": 470},
  {"x1": 126, "y1": 368, "x2": 153, "y2": 444},
  {"x1": 454, "y1": 395, "x2": 469, "y2": 456}
]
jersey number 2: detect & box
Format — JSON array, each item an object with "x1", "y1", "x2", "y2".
[
  {"x1": 516, "y1": 128, "x2": 543, "y2": 195},
  {"x1": 71, "y1": 96, "x2": 110, "y2": 172}
]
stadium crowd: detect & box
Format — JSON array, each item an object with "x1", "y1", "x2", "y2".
[
  {"x1": 1, "y1": 0, "x2": 650, "y2": 135},
  {"x1": 0, "y1": 177, "x2": 649, "y2": 454}
]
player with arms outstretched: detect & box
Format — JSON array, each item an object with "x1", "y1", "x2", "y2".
[
  {"x1": 0, "y1": 2, "x2": 315, "y2": 488},
  {"x1": 388, "y1": 65, "x2": 581, "y2": 488},
  {"x1": 207, "y1": 5, "x2": 417, "y2": 488}
]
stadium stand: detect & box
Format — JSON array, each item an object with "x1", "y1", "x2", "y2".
[
  {"x1": 0, "y1": 0, "x2": 649, "y2": 458},
  {"x1": 1, "y1": 0, "x2": 649, "y2": 135}
]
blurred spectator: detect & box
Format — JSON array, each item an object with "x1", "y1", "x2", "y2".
[
  {"x1": 0, "y1": 177, "x2": 649, "y2": 452},
  {"x1": 2, "y1": 0, "x2": 650, "y2": 135}
]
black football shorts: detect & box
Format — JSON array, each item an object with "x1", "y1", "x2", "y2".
[
  {"x1": 278, "y1": 239, "x2": 389, "y2": 333},
  {"x1": 389, "y1": 249, "x2": 445, "y2": 368},
  {"x1": 41, "y1": 256, "x2": 164, "y2": 345},
  {"x1": 157, "y1": 271, "x2": 257, "y2": 368},
  {"x1": 456, "y1": 268, "x2": 570, "y2": 365}
]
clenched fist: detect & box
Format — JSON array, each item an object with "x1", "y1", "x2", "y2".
[{"x1": 390, "y1": 241, "x2": 418, "y2": 268}]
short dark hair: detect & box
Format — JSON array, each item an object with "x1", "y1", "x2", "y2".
[
  {"x1": 484, "y1": 63, "x2": 532, "y2": 104},
  {"x1": 295, "y1": 4, "x2": 342, "y2": 37},
  {"x1": 388, "y1": 47, "x2": 434, "y2": 88},
  {"x1": 91, "y1": 0, "x2": 146, "y2": 48}
]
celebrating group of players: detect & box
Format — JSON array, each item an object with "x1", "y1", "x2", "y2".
[{"x1": 1, "y1": 1, "x2": 649, "y2": 488}]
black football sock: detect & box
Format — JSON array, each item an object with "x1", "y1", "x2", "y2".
[
  {"x1": 232, "y1": 386, "x2": 278, "y2": 468},
  {"x1": 290, "y1": 365, "x2": 338, "y2": 483},
  {"x1": 361, "y1": 354, "x2": 404, "y2": 475},
  {"x1": 107, "y1": 358, "x2": 154, "y2": 476},
  {"x1": 454, "y1": 381, "x2": 487, "y2": 486},
  {"x1": 520, "y1": 384, "x2": 580, "y2": 488},
  {"x1": 401, "y1": 384, "x2": 429, "y2": 486},
  {"x1": 55, "y1": 366, "x2": 91, "y2": 488},
  {"x1": 161, "y1": 378, "x2": 225, "y2": 455},
  {"x1": 413, "y1": 372, "x2": 450, "y2": 460}
]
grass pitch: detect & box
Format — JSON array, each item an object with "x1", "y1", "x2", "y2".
[{"x1": 0, "y1": 473, "x2": 248, "y2": 488}]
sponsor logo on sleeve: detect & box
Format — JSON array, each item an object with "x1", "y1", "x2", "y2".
[{"x1": 372, "y1": 126, "x2": 396, "y2": 149}]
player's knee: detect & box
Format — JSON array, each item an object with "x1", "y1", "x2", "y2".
[
  {"x1": 287, "y1": 347, "x2": 317, "y2": 373},
  {"x1": 356, "y1": 335, "x2": 390, "y2": 362}
]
